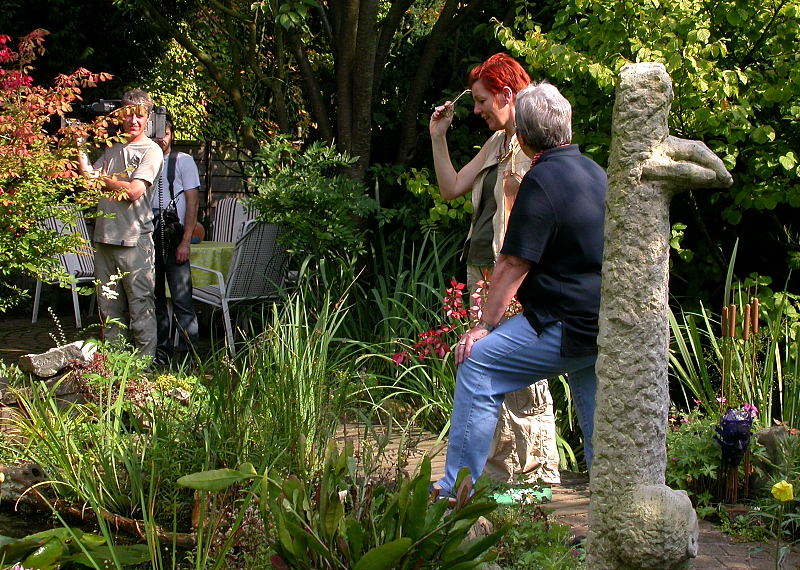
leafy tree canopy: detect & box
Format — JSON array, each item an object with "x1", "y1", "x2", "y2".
[{"x1": 0, "y1": 0, "x2": 168, "y2": 95}]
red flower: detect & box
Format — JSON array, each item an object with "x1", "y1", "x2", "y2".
[{"x1": 392, "y1": 351, "x2": 409, "y2": 366}]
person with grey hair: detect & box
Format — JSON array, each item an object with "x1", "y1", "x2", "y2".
[
  {"x1": 430, "y1": 53, "x2": 563, "y2": 487},
  {"x1": 77, "y1": 89, "x2": 163, "y2": 358},
  {"x1": 432, "y1": 81, "x2": 607, "y2": 498}
]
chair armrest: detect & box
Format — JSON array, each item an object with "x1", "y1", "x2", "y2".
[{"x1": 190, "y1": 264, "x2": 226, "y2": 291}]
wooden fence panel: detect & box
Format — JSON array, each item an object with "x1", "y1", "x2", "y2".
[{"x1": 173, "y1": 141, "x2": 253, "y2": 224}]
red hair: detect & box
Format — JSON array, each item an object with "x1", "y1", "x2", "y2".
[{"x1": 468, "y1": 53, "x2": 530, "y2": 95}]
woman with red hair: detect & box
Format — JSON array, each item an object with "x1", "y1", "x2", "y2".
[{"x1": 429, "y1": 53, "x2": 561, "y2": 486}]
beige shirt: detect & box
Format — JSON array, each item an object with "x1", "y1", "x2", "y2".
[
  {"x1": 93, "y1": 138, "x2": 164, "y2": 246},
  {"x1": 466, "y1": 130, "x2": 531, "y2": 260}
]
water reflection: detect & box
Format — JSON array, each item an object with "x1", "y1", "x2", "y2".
[{"x1": 0, "y1": 506, "x2": 55, "y2": 538}]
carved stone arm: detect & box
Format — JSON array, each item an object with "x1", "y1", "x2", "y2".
[{"x1": 642, "y1": 136, "x2": 733, "y2": 192}]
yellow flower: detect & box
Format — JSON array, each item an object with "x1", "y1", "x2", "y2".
[{"x1": 772, "y1": 480, "x2": 794, "y2": 502}]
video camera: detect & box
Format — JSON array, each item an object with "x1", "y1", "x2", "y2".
[{"x1": 63, "y1": 99, "x2": 167, "y2": 139}]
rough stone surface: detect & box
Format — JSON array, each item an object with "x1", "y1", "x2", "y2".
[
  {"x1": 588, "y1": 63, "x2": 733, "y2": 569},
  {"x1": 606, "y1": 485, "x2": 699, "y2": 568},
  {"x1": 17, "y1": 341, "x2": 96, "y2": 378},
  {"x1": 750, "y1": 425, "x2": 790, "y2": 492},
  {"x1": 0, "y1": 461, "x2": 47, "y2": 504}
]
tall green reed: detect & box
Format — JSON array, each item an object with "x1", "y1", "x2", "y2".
[
  {"x1": 334, "y1": 229, "x2": 463, "y2": 433},
  {"x1": 232, "y1": 285, "x2": 357, "y2": 479},
  {"x1": 670, "y1": 290, "x2": 800, "y2": 426},
  {"x1": 347, "y1": 229, "x2": 462, "y2": 344}
]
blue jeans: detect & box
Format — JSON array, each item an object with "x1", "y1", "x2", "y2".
[
  {"x1": 154, "y1": 245, "x2": 199, "y2": 357},
  {"x1": 435, "y1": 316, "x2": 597, "y2": 495}
]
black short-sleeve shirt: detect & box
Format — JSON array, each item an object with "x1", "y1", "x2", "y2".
[{"x1": 501, "y1": 145, "x2": 607, "y2": 357}]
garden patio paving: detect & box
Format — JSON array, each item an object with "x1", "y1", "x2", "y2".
[{"x1": 3, "y1": 310, "x2": 800, "y2": 569}]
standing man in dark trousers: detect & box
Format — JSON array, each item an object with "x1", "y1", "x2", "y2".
[{"x1": 151, "y1": 116, "x2": 200, "y2": 365}]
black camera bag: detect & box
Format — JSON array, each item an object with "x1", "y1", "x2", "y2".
[{"x1": 154, "y1": 152, "x2": 184, "y2": 253}]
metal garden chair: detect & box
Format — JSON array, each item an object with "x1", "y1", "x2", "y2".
[
  {"x1": 191, "y1": 220, "x2": 287, "y2": 355},
  {"x1": 31, "y1": 207, "x2": 95, "y2": 329},
  {"x1": 210, "y1": 197, "x2": 257, "y2": 242}
]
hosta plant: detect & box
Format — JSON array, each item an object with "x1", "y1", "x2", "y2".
[{"x1": 178, "y1": 440, "x2": 507, "y2": 569}]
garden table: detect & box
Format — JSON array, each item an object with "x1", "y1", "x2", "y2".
[{"x1": 189, "y1": 241, "x2": 235, "y2": 287}]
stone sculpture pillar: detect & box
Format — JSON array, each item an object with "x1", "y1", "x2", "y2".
[{"x1": 587, "y1": 63, "x2": 733, "y2": 569}]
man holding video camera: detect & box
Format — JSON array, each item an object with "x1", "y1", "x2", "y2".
[
  {"x1": 151, "y1": 115, "x2": 200, "y2": 366},
  {"x1": 77, "y1": 89, "x2": 163, "y2": 359}
]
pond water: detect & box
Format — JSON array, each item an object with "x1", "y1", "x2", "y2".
[{"x1": 0, "y1": 506, "x2": 56, "y2": 538}]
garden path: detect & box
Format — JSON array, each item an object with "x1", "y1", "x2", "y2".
[
  {"x1": 413, "y1": 433, "x2": 800, "y2": 568},
  {"x1": 3, "y1": 311, "x2": 800, "y2": 568}
]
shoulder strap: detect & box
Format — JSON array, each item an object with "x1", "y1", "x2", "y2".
[{"x1": 167, "y1": 151, "x2": 178, "y2": 200}]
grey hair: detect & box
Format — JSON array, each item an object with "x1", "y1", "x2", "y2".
[
  {"x1": 121, "y1": 88, "x2": 154, "y2": 112},
  {"x1": 514, "y1": 82, "x2": 572, "y2": 151}
]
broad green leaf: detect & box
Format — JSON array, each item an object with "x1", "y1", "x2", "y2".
[
  {"x1": 404, "y1": 475, "x2": 432, "y2": 540},
  {"x1": 353, "y1": 538, "x2": 413, "y2": 570},
  {"x1": 322, "y1": 491, "x2": 345, "y2": 541},
  {"x1": 779, "y1": 152, "x2": 797, "y2": 171},
  {"x1": 0, "y1": 537, "x2": 43, "y2": 564},
  {"x1": 177, "y1": 468, "x2": 251, "y2": 491},
  {"x1": 275, "y1": 518, "x2": 298, "y2": 558},
  {"x1": 20, "y1": 536, "x2": 65, "y2": 569},
  {"x1": 750, "y1": 125, "x2": 776, "y2": 144},
  {"x1": 68, "y1": 544, "x2": 151, "y2": 565},
  {"x1": 446, "y1": 523, "x2": 509, "y2": 565},
  {"x1": 238, "y1": 462, "x2": 258, "y2": 475},
  {"x1": 76, "y1": 532, "x2": 105, "y2": 549},
  {"x1": 344, "y1": 519, "x2": 366, "y2": 561},
  {"x1": 448, "y1": 501, "x2": 498, "y2": 522},
  {"x1": 726, "y1": 10, "x2": 741, "y2": 25},
  {"x1": 260, "y1": 473, "x2": 270, "y2": 514}
]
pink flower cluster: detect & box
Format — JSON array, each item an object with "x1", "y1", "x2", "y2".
[
  {"x1": 694, "y1": 398, "x2": 759, "y2": 419},
  {"x1": 743, "y1": 403, "x2": 758, "y2": 418},
  {"x1": 443, "y1": 278, "x2": 468, "y2": 320}
]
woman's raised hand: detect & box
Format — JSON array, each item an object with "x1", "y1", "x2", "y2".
[{"x1": 429, "y1": 102, "x2": 454, "y2": 138}]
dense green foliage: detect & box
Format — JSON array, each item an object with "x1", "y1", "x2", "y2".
[
  {"x1": 246, "y1": 136, "x2": 378, "y2": 260},
  {"x1": 489, "y1": 500, "x2": 584, "y2": 569},
  {"x1": 0, "y1": 0, "x2": 166, "y2": 92},
  {"x1": 0, "y1": 276, "x2": 361, "y2": 566},
  {"x1": 179, "y1": 449, "x2": 505, "y2": 569},
  {"x1": 3, "y1": 1, "x2": 799, "y2": 301},
  {"x1": 665, "y1": 411, "x2": 763, "y2": 516},
  {"x1": 500, "y1": 0, "x2": 800, "y2": 300}
]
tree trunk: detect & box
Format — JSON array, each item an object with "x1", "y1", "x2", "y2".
[
  {"x1": 289, "y1": 33, "x2": 334, "y2": 143},
  {"x1": 349, "y1": 0, "x2": 379, "y2": 180},
  {"x1": 394, "y1": 0, "x2": 462, "y2": 166}
]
